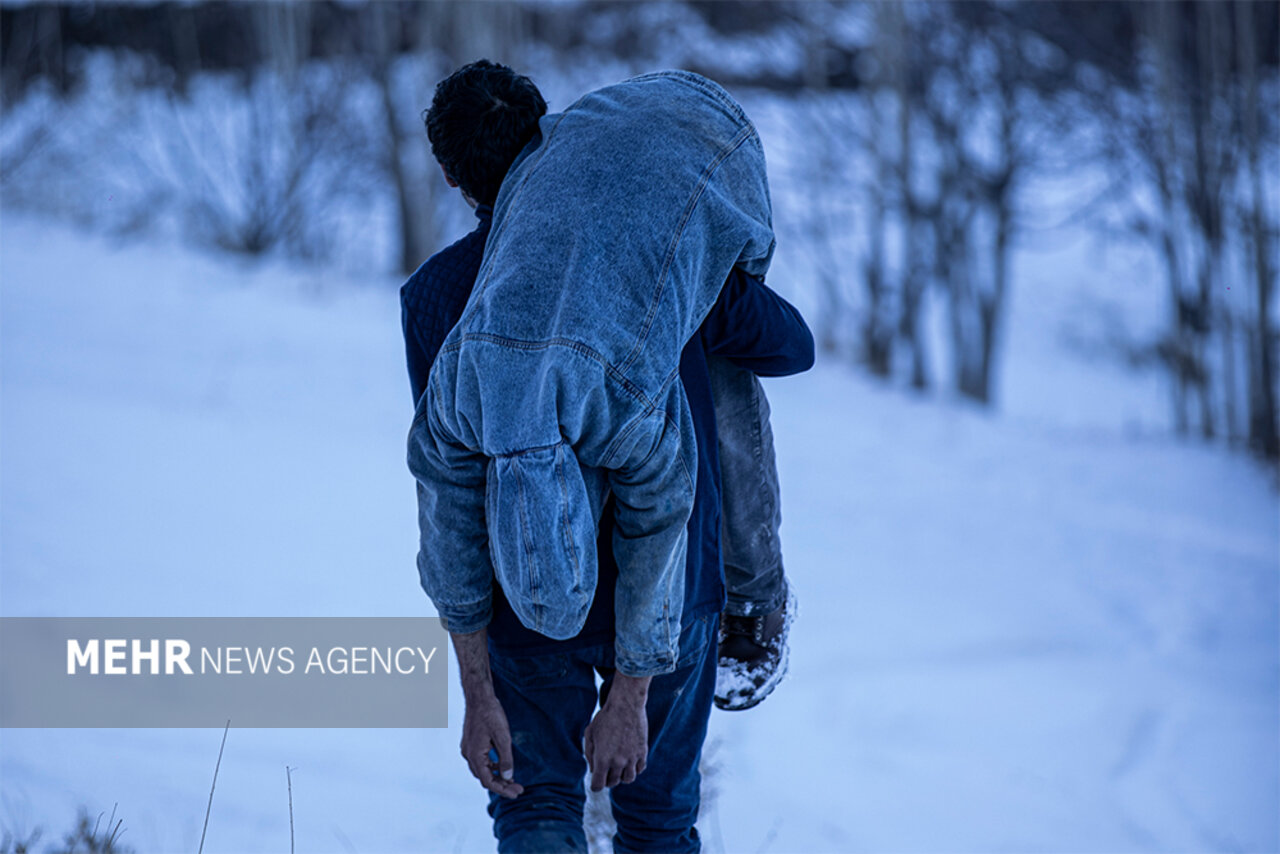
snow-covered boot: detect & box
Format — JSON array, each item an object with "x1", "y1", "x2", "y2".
[{"x1": 714, "y1": 585, "x2": 795, "y2": 711}]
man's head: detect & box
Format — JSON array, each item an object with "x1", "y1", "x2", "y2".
[{"x1": 424, "y1": 60, "x2": 547, "y2": 208}]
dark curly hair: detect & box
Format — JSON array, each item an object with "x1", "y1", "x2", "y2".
[{"x1": 424, "y1": 60, "x2": 547, "y2": 207}]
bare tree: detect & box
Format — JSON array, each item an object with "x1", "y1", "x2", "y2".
[
  {"x1": 151, "y1": 2, "x2": 370, "y2": 260},
  {"x1": 778, "y1": 1, "x2": 870, "y2": 361},
  {"x1": 360, "y1": 2, "x2": 533, "y2": 275},
  {"x1": 365, "y1": 2, "x2": 441, "y2": 276},
  {"x1": 1233, "y1": 0, "x2": 1279, "y2": 458},
  {"x1": 885, "y1": 3, "x2": 1032, "y2": 405},
  {"x1": 1129, "y1": 1, "x2": 1275, "y2": 451},
  {"x1": 887, "y1": 0, "x2": 931, "y2": 391},
  {"x1": 1004, "y1": 0, "x2": 1277, "y2": 457}
]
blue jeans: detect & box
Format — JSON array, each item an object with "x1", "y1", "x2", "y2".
[
  {"x1": 709, "y1": 357, "x2": 786, "y2": 617},
  {"x1": 487, "y1": 614, "x2": 718, "y2": 853}
]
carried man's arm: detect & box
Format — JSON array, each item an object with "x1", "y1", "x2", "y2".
[{"x1": 409, "y1": 378, "x2": 524, "y2": 798}]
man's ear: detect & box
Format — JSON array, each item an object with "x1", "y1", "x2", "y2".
[{"x1": 441, "y1": 164, "x2": 459, "y2": 188}]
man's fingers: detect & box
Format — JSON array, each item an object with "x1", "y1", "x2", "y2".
[
  {"x1": 461, "y1": 740, "x2": 521, "y2": 799},
  {"x1": 588, "y1": 760, "x2": 652, "y2": 789},
  {"x1": 492, "y1": 735, "x2": 515, "y2": 782},
  {"x1": 464, "y1": 748, "x2": 488, "y2": 785},
  {"x1": 477, "y1": 748, "x2": 523, "y2": 799},
  {"x1": 584, "y1": 725, "x2": 605, "y2": 790},
  {"x1": 636, "y1": 754, "x2": 647, "y2": 776},
  {"x1": 583, "y1": 725, "x2": 596, "y2": 774},
  {"x1": 483, "y1": 776, "x2": 524, "y2": 799}
]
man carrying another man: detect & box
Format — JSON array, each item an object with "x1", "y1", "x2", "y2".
[{"x1": 404, "y1": 61, "x2": 813, "y2": 852}]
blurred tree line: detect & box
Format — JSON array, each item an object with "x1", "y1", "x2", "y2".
[{"x1": 1, "y1": 1, "x2": 1276, "y2": 458}]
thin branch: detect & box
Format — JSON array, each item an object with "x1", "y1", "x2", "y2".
[
  {"x1": 287, "y1": 765, "x2": 296, "y2": 854},
  {"x1": 198, "y1": 720, "x2": 231, "y2": 854}
]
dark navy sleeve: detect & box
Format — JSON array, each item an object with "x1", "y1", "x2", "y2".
[
  {"x1": 399, "y1": 214, "x2": 493, "y2": 410},
  {"x1": 699, "y1": 268, "x2": 815, "y2": 376},
  {"x1": 402, "y1": 293, "x2": 432, "y2": 407}
]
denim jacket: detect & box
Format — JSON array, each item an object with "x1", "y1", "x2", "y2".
[{"x1": 408, "y1": 71, "x2": 775, "y2": 676}]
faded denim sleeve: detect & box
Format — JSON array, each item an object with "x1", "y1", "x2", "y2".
[
  {"x1": 406, "y1": 379, "x2": 493, "y2": 635},
  {"x1": 603, "y1": 384, "x2": 697, "y2": 677}
]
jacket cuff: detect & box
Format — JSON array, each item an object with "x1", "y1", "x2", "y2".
[
  {"x1": 614, "y1": 642, "x2": 679, "y2": 678},
  {"x1": 432, "y1": 598, "x2": 493, "y2": 636}
]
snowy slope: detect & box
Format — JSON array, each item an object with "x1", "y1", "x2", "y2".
[{"x1": 1, "y1": 215, "x2": 1276, "y2": 853}]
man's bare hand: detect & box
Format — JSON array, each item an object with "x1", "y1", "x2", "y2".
[
  {"x1": 584, "y1": 673, "x2": 651, "y2": 791},
  {"x1": 460, "y1": 688, "x2": 524, "y2": 799},
  {"x1": 450, "y1": 627, "x2": 523, "y2": 799}
]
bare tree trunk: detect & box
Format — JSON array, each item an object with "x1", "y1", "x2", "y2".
[
  {"x1": 974, "y1": 50, "x2": 1019, "y2": 409},
  {"x1": 1235, "y1": 0, "x2": 1279, "y2": 458},
  {"x1": 1146, "y1": 1, "x2": 1201, "y2": 436},
  {"x1": 864, "y1": 53, "x2": 893, "y2": 378},
  {"x1": 379, "y1": 64, "x2": 433, "y2": 275},
  {"x1": 369, "y1": 2, "x2": 437, "y2": 275},
  {"x1": 891, "y1": 2, "x2": 928, "y2": 390},
  {"x1": 936, "y1": 189, "x2": 980, "y2": 399},
  {"x1": 1185, "y1": 0, "x2": 1238, "y2": 442},
  {"x1": 1155, "y1": 166, "x2": 1190, "y2": 435},
  {"x1": 802, "y1": 9, "x2": 863, "y2": 363},
  {"x1": 1201, "y1": 3, "x2": 1238, "y2": 443},
  {"x1": 864, "y1": 168, "x2": 893, "y2": 377},
  {"x1": 812, "y1": 171, "x2": 846, "y2": 355},
  {"x1": 978, "y1": 200, "x2": 1011, "y2": 406},
  {"x1": 899, "y1": 217, "x2": 929, "y2": 390}
]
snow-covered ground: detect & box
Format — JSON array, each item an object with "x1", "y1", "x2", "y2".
[{"x1": 1, "y1": 214, "x2": 1276, "y2": 853}]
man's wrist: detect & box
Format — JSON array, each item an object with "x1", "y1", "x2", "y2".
[
  {"x1": 459, "y1": 662, "x2": 494, "y2": 699},
  {"x1": 607, "y1": 673, "x2": 652, "y2": 709},
  {"x1": 450, "y1": 628, "x2": 496, "y2": 702},
  {"x1": 462, "y1": 679, "x2": 496, "y2": 705}
]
